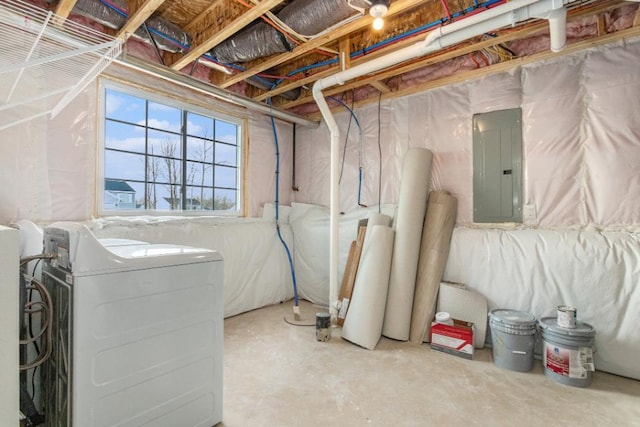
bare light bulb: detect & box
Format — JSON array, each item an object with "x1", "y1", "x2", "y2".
[{"x1": 372, "y1": 16, "x2": 384, "y2": 30}]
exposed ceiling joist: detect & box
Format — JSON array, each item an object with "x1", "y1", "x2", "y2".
[
  {"x1": 305, "y1": 23, "x2": 640, "y2": 120},
  {"x1": 219, "y1": 0, "x2": 432, "y2": 89},
  {"x1": 339, "y1": 37, "x2": 351, "y2": 70},
  {"x1": 27, "y1": 0, "x2": 637, "y2": 119},
  {"x1": 370, "y1": 80, "x2": 392, "y2": 93},
  {"x1": 117, "y1": 0, "x2": 167, "y2": 39},
  {"x1": 184, "y1": 0, "x2": 227, "y2": 33},
  {"x1": 54, "y1": 0, "x2": 78, "y2": 21},
  {"x1": 268, "y1": 0, "x2": 625, "y2": 108},
  {"x1": 170, "y1": 0, "x2": 284, "y2": 71}
]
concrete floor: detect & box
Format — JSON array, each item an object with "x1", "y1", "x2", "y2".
[{"x1": 222, "y1": 301, "x2": 640, "y2": 427}]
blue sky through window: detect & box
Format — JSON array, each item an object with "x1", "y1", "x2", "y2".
[{"x1": 103, "y1": 87, "x2": 240, "y2": 212}]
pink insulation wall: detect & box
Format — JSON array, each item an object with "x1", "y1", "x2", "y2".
[{"x1": 294, "y1": 38, "x2": 640, "y2": 228}]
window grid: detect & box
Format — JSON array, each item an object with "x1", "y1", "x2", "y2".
[{"x1": 103, "y1": 86, "x2": 240, "y2": 213}]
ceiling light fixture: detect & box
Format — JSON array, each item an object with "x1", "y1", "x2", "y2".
[{"x1": 369, "y1": 0, "x2": 390, "y2": 31}]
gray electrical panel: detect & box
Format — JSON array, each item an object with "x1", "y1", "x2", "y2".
[{"x1": 473, "y1": 108, "x2": 522, "y2": 223}]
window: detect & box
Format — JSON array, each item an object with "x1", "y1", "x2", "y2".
[{"x1": 99, "y1": 82, "x2": 242, "y2": 215}]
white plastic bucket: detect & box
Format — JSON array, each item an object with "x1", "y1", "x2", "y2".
[
  {"x1": 489, "y1": 309, "x2": 537, "y2": 372},
  {"x1": 539, "y1": 317, "x2": 596, "y2": 387}
]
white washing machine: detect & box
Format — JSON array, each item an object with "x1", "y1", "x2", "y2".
[{"x1": 42, "y1": 222, "x2": 223, "y2": 427}]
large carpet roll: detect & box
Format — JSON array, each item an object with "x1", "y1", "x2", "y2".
[
  {"x1": 367, "y1": 212, "x2": 392, "y2": 228},
  {"x1": 342, "y1": 225, "x2": 395, "y2": 350},
  {"x1": 382, "y1": 148, "x2": 433, "y2": 340},
  {"x1": 409, "y1": 190, "x2": 457, "y2": 344}
]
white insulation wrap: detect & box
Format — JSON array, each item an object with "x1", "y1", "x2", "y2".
[
  {"x1": 0, "y1": 63, "x2": 291, "y2": 223},
  {"x1": 444, "y1": 227, "x2": 640, "y2": 380},
  {"x1": 289, "y1": 203, "x2": 395, "y2": 305},
  {"x1": 382, "y1": 148, "x2": 433, "y2": 340},
  {"x1": 87, "y1": 217, "x2": 294, "y2": 318},
  {"x1": 295, "y1": 39, "x2": 640, "y2": 227},
  {"x1": 342, "y1": 225, "x2": 395, "y2": 350}
]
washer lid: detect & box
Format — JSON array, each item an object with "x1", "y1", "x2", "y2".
[
  {"x1": 98, "y1": 238, "x2": 149, "y2": 247},
  {"x1": 539, "y1": 317, "x2": 595, "y2": 336},
  {"x1": 107, "y1": 244, "x2": 215, "y2": 259},
  {"x1": 489, "y1": 309, "x2": 537, "y2": 326}
]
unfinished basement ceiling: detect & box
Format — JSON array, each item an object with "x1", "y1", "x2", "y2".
[{"x1": 37, "y1": 0, "x2": 640, "y2": 117}]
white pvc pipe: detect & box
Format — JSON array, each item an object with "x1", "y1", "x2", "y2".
[
  {"x1": 117, "y1": 56, "x2": 319, "y2": 128},
  {"x1": 548, "y1": 7, "x2": 567, "y2": 52},
  {"x1": 313, "y1": 0, "x2": 572, "y2": 319}
]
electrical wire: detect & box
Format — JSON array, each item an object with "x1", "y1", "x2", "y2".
[
  {"x1": 19, "y1": 277, "x2": 53, "y2": 371},
  {"x1": 327, "y1": 94, "x2": 367, "y2": 208},
  {"x1": 20, "y1": 253, "x2": 55, "y2": 267},
  {"x1": 268, "y1": 99, "x2": 300, "y2": 313},
  {"x1": 266, "y1": 0, "x2": 506, "y2": 91},
  {"x1": 19, "y1": 254, "x2": 56, "y2": 375},
  {"x1": 103, "y1": 0, "x2": 504, "y2": 85},
  {"x1": 283, "y1": 316, "x2": 315, "y2": 327},
  {"x1": 376, "y1": 97, "x2": 382, "y2": 212},
  {"x1": 336, "y1": 95, "x2": 354, "y2": 185},
  {"x1": 103, "y1": 0, "x2": 505, "y2": 91},
  {"x1": 27, "y1": 258, "x2": 42, "y2": 402},
  {"x1": 441, "y1": 0, "x2": 453, "y2": 23}
]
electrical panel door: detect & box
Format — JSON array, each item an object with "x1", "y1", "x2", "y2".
[{"x1": 473, "y1": 108, "x2": 522, "y2": 223}]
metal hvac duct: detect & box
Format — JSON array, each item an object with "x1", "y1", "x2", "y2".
[
  {"x1": 59, "y1": 0, "x2": 302, "y2": 100},
  {"x1": 67, "y1": 0, "x2": 191, "y2": 53},
  {"x1": 212, "y1": 0, "x2": 368, "y2": 63}
]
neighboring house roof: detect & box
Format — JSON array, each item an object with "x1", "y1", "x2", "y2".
[{"x1": 105, "y1": 179, "x2": 135, "y2": 192}]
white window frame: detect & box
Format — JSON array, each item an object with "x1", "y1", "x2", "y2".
[{"x1": 97, "y1": 79, "x2": 244, "y2": 217}]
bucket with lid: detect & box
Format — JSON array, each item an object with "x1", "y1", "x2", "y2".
[
  {"x1": 489, "y1": 309, "x2": 537, "y2": 372},
  {"x1": 539, "y1": 317, "x2": 596, "y2": 387}
]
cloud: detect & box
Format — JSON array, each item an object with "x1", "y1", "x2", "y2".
[
  {"x1": 186, "y1": 120, "x2": 205, "y2": 137},
  {"x1": 105, "y1": 136, "x2": 146, "y2": 153},
  {"x1": 106, "y1": 92, "x2": 143, "y2": 117},
  {"x1": 217, "y1": 133, "x2": 237, "y2": 144},
  {"x1": 105, "y1": 93, "x2": 124, "y2": 116},
  {"x1": 134, "y1": 118, "x2": 181, "y2": 133}
]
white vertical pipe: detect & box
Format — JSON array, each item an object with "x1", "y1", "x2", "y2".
[
  {"x1": 312, "y1": 86, "x2": 341, "y2": 319},
  {"x1": 547, "y1": 7, "x2": 567, "y2": 52},
  {"x1": 312, "y1": 0, "x2": 571, "y2": 318}
]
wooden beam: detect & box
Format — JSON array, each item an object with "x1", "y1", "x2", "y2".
[
  {"x1": 597, "y1": 14, "x2": 606, "y2": 36},
  {"x1": 255, "y1": 0, "x2": 623, "y2": 102},
  {"x1": 304, "y1": 24, "x2": 640, "y2": 120},
  {"x1": 185, "y1": 0, "x2": 227, "y2": 34},
  {"x1": 170, "y1": 0, "x2": 284, "y2": 71},
  {"x1": 54, "y1": 0, "x2": 78, "y2": 20},
  {"x1": 634, "y1": 5, "x2": 640, "y2": 27},
  {"x1": 219, "y1": 0, "x2": 431, "y2": 88},
  {"x1": 274, "y1": 0, "x2": 625, "y2": 108},
  {"x1": 116, "y1": 0, "x2": 167, "y2": 40},
  {"x1": 280, "y1": 31, "x2": 539, "y2": 109},
  {"x1": 370, "y1": 81, "x2": 392, "y2": 93},
  {"x1": 339, "y1": 37, "x2": 351, "y2": 71}
]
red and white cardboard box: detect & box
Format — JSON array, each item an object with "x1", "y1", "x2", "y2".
[{"x1": 430, "y1": 319, "x2": 474, "y2": 360}]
